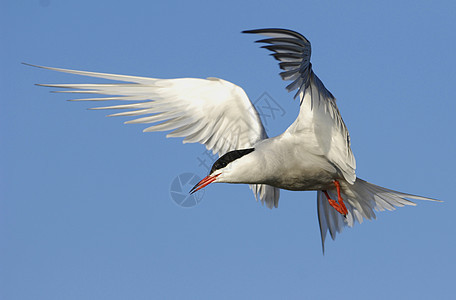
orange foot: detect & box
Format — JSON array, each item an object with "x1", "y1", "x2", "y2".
[{"x1": 323, "y1": 180, "x2": 348, "y2": 216}]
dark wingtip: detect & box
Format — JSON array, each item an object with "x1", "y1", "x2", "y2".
[
  {"x1": 22, "y1": 62, "x2": 37, "y2": 67},
  {"x1": 242, "y1": 28, "x2": 310, "y2": 45},
  {"x1": 242, "y1": 29, "x2": 259, "y2": 34},
  {"x1": 23, "y1": 62, "x2": 41, "y2": 67},
  {"x1": 242, "y1": 28, "x2": 285, "y2": 34},
  {"x1": 22, "y1": 62, "x2": 47, "y2": 69}
]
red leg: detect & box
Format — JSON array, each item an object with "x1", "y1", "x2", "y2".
[{"x1": 323, "y1": 180, "x2": 348, "y2": 216}]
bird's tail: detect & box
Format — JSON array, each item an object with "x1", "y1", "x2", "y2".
[{"x1": 317, "y1": 178, "x2": 440, "y2": 252}]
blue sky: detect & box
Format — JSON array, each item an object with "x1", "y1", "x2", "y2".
[{"x1": 2, "y1": 0, "x2": 455, "y2": 299}]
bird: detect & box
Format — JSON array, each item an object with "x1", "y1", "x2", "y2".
[{"x1": 27, "y1": 28, "x2": 439, "y2": 251}]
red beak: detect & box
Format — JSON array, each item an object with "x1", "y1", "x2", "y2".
[{"x1": 189, "y1": 174, "x2": 220, "y2": 194}]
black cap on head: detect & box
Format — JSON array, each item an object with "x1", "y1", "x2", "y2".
[{"x1": 210, "y1": 148, "x2": 255, "y2": 174}]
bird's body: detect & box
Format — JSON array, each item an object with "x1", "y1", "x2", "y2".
[
  {"x1": 221, "y1": 134, "x2": 339, "y2": 191},
  {"x1": 28, "y1": 28, "x2": 439, "y2": 250}
]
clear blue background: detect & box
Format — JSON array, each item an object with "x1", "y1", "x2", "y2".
[{"x1": 2, "y1": 1, "x2": 455, "y2": 299}]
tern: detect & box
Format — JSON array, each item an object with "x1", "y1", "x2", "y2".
[{"x1": 27, "y1": 28, "x2": 439, "y2": 250}]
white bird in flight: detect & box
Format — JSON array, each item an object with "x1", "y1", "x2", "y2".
[{"x1": 28, "y1": 28, "x2": 439, "y2": 251}]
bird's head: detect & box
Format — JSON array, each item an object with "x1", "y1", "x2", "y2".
[{"x1": 189, "y1": 148, "x2": 255, "y2": 194}]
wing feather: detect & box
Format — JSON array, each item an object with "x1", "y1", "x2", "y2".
[
  {"x1": 243, "y1": 29, "x2": 356, "y2": 184},
  {"x1": 28, "y1": 63, "x2": 280, "y2": 207}
]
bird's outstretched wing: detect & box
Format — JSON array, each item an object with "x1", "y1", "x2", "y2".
[
  {"x1": 27, "y1": 63, "x2": 279, "y2": 208},
  {"x1": 243, "y1": 29, "x2": 356, "y2": 184}
]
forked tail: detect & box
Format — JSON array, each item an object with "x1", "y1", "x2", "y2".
[{"x1": 317, "y1": 178, "x2": 440, "y2": 252}]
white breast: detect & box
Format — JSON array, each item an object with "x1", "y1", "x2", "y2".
[{"x1": 218, "y1": 134, "x2": 341, "y2": 191}]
